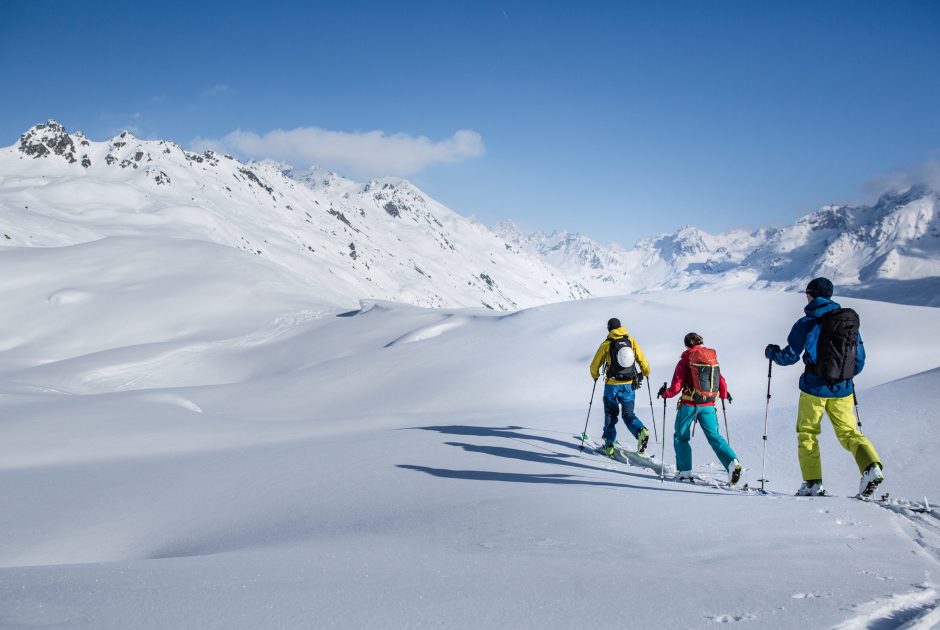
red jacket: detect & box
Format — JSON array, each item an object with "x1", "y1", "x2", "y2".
[{"x1": 662, "y1": 346, "x2": 728, "y2": 407}]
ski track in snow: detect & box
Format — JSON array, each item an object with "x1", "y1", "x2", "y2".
[{"x1": 834, "y1": 584, "x2": 940, "y2": 629}]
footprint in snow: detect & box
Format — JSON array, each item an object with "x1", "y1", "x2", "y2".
[
  {"x1": 858, "y1": 569, "x2": 896, "y2": 581},
  {"x1": 706, "y1": 612, "x2": 756, "y2": 623},
  {"x1": 791, "y1": 592, "x2": 831, "y2": 599}
]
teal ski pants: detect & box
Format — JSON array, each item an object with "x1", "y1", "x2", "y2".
[{"x1": 673, "y1": 404, "x2": 737, "y2": 473}]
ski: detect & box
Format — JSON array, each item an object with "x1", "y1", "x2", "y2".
[
  {"x1": 669, "y1": 473, "x2": 756, "y2": 494},
  {"x1": 614, "y1": 447, "x2": 664, "y2": 476},
  {"x1": 575, "y1": 436, "x2": 665, "y2": 476},
  {"x1": 855, "y1": 493, "x2": 935, "y2": 515}
]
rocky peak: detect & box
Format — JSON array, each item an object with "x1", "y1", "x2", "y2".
[
  {"x1": 800, "y1": 205, "x2": 853, "y2": 232},
  {"x1": 17, "y1": 120, "x2": 78, "y2": 163}
]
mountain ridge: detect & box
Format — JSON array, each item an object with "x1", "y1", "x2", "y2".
[
  {"x1": 497, "y1": 185, "x2": 940, "y2": 306},
  {"x1": 1, "y1": 120, "x2": 588, "y2": 310},
  {"x1": 3, "y1": 121, "x2": 938, "y2": 308}
]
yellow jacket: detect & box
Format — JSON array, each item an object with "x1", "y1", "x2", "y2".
[{"x1": 590, "y1": 326, "x2": 651, "y2": 384}]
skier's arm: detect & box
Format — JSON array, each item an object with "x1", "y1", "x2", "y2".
[
  {"x1": 718, "y1": 373, "x2": 729, "y2": 400},
  {"x1": 662, "y1": 359, "x2": 686, "y2": 398},
  {"x1": 772, "y1": 320, "x2": 809, "y2": 366},
  {"x1": 632, "y1": 340, "x2": 651, "y2": 377},
  {"x1": 589, "y1": 341, "x2": 609, "y2": 380}
]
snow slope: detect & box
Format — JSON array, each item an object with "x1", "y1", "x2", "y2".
[
  {"x1": 0, "y1": 232, "x2": 938, "y2": 628},
  {"x1": 0, "y1": 121, "x2": 586, "y2": 310},
  {"x1": 497, "y1": 186, "x2": 940, "y2": 307}
]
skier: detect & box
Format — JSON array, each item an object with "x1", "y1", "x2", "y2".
[
  {"x1": 657, "y1": 333, "x2": 742, "y2": 485},
  {"x1": 589, "y1": 318, "x2": 652, "y2": 456},
  {"x1": 765, "y1": 277, "x2": 884, "y2": 498}
]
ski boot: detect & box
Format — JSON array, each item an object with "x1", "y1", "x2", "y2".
[
  {"x1": 858, "y1": 463, "x2": 884, "y2": 499},
  {"x1": 636, "y1": 428, "x2": 650, "y2": 455},
  {"x1": 796, "y1": 480, "x2": 826, "y2": 496},
  {"x1": 728, "y1": 459, "x2": 743, "y2": 486}
]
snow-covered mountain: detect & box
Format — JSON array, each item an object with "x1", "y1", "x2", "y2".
[
  {"x1": 5, "y1": 121, "x2": 938, "y2": 311},
  {"x1": 0, "y1": 121, "x2": 588, "y2": 310},
  {"x1": 497, "y1": 186, "x2": 940, "y2": 306}
]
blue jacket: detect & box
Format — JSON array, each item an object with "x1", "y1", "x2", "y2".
[{"x1": 768, "y1": 297, "x2": 865, "y2": 398}]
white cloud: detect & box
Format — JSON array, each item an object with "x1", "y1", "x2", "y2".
[
  {"x1": 190, "y1": 126, "x2": 485, "y2": 177},
  {"x1": 864, "y1": 158, "x2": 940, "y2": 196}
]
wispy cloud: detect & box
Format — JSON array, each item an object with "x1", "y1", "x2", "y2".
[
  {"x1": 190, "y1": 126, "x2": 485, "y2": 177},
  {"x1": 202, "y1": 84, "x2": 231, "y2": 96},
  {"x1": 864, "y1": 158, "x2": 940, "y2": 195}
]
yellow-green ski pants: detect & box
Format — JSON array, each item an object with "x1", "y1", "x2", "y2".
[{"x1": 796, "y1": 392, "x2": 881, "y2": 481}]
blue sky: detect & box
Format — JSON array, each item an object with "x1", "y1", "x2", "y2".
[{"x1": 2, "y1": 0, "x2": 939, "y2": 243}]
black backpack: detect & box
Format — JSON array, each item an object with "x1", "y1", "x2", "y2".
[
  {"x1": 813, "y1": 308, "x2": 860, "y2": 383},
  {"x1": 608, "y1": 336, "x2": 638, "y2": 381}
]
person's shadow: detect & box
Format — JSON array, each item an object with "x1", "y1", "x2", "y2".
[{"x1": 397, "y1": 425, "x2": 704, "y2": 495}]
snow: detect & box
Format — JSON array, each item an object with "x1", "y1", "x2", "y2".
[
  {"x1": 1, "y1": 120, "x2": 939, "y2": 628},
  {"x1": 0, "y1": 230, "x2": 938, "y2": 628}
]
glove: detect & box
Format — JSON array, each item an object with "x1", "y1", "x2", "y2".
[
  {"x1": 632, "y1": 373, "x2": 644, "y2": 391},
  {"x1": 726, "y1": 392, "x2": 733, "y2": 404},
  {"x1": 657, "y1": 384, "x2": 667, "y2": 399},
  {"x1": 765, "y1": 344, "x2": 780, "y2": 360}
]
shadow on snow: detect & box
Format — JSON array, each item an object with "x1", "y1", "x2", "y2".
[{"x1": 398, "y1": 425, "x2": 706, "y2": 495}]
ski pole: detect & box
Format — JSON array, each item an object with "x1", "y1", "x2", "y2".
[
  {"x1": 721, "y1": 398, "x2": 730, "y2": 444},
  {"x1": 660, "y1": 382, "x2": 668, "y2": 482},
  {"x1": 579, "y1": 378, "x2": 600, "y2": 452},
  {"x1": 758, "y1": 358, "x2": 772, "y2": 492},
  {"x1": 646, "y1": 379, "x2": 659, "y2": 444},
  {"x1": 853, "y1": 390, "x2": 864, "y2": 434}
]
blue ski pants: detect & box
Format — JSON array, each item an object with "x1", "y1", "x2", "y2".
[
  {"x1": 673, "y1": 404, "x2": 737, "y2": 473},
  {"x1": 602, "y1": 384, "x2": 646, "y2": 445}
]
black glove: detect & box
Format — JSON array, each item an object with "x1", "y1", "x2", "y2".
[
  {"x1": 632, "y1": 373, "x2": 644, "y2": 391},
  {"x1": 657, "y1": 384, "x2": 667, "y2": 398},
  {"x1": 765, "y1": 344, "x2": 781, "y2": 360},
  {"x1": 726, "y1": 392, "x2": 733, "y2": 404}
]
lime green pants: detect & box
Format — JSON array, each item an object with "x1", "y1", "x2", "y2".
[{"x1": 796, "y1": 392, "x2": 880, "y2": 481}]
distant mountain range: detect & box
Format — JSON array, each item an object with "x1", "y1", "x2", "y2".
[
  {"x1": 496, "y1": 186, "x2": 940, "y2": 307},
  {"x1": 2, "y1": 121, "x2": 938, "y2": 308}
]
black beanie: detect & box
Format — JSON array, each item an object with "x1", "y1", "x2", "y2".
[
  {"x1": 607, "y1": 318, "x2": 621, "y2": 331},
  {"x1": 684, "y1": 332, "x2": 703, "y2": 348},
  {"x1": 805, "y1": 277, "x2": 834, "y2": 299}
]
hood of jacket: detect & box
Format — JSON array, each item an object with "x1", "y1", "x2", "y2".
[
  {"x1": 804, "y1": 296, "x2": 841, "y2": 319},
  {"x1": 607, "y1": 326, "x2": 629, "y2": 340}
]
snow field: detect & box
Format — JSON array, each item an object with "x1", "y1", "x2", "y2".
[{"x1": 0, "y1": 236, "x2": 938, "y2": 628}]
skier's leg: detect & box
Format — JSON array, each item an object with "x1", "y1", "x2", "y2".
[
  {"x1": 826, "y1": 395, "x2": 881, "y2": 473},
  {"x1": 796, "y1": 393, "x2": 826, "y2": 481},
  {"x1": 697, "y1": 406, "x2": 736, "y2": 470},
  {"x1": 673, "y1": 405, "x2": 695, "y2": 472},
  {"x1": 602, "y1": 384, "x2": 619, "y2": 444},
  {"x1": 617, "y1": 386, "x2": 644, "y2": 438}
]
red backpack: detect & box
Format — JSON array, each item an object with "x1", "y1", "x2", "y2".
[{"x1": 685, "y1": 346, "x2": 720, "y2": 404}]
